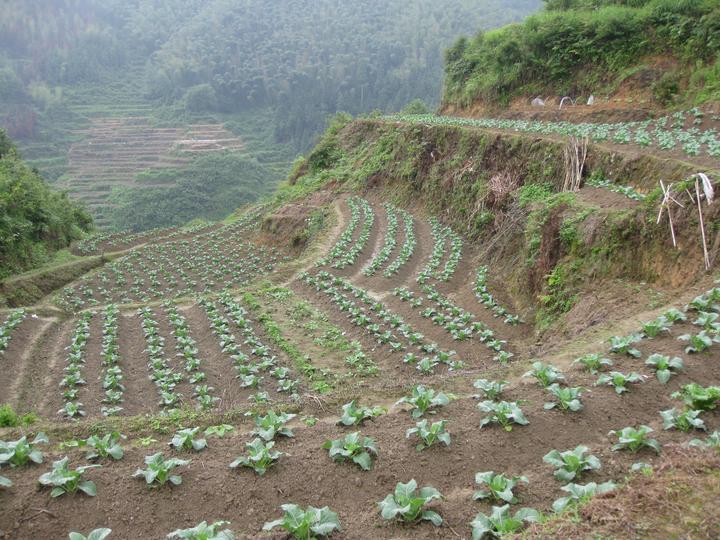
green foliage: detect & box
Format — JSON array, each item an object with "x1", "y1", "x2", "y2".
[
  {"x1": 109, "y1": 153, "x2": 273, "y2": 232},
  {"x1": 0, "y1": 129, "x2": 92, "y2": 278},
  {"x1": 406, "y1": 419, "x2": 451, "y2": 451},
  {"x1": 0, "y1": 432, "x2": 48, "y2": 467},
  {"x1": 38, "y1": 456, "x2": 100, "y2": 497},
  {"x1": 133, "y1": 452, "x2": 190, "y2": 486},
  {"x1": 552, "y1": 481, "x2": 616, "y2": 513},
  {"x1": 338, "y1": 401, "x2": 385, "y2": 426},
  {"x1": 401, "y1": 99, "x2": 431, "y2": 114},
  {"x1": 474, "y1": 471, "x2": 529, "y2": 504},
  {"x1": 396, "y1": 385, "x2": 453, "y2": 418},
  {"x1": 323, "y1": 432, "x2": 378, "y2": 470},
  {"x1": 543, "y1": 445, "x2": 601, "y2": 482},
  {"x1": 263, "y1": 504, "x2": 341, "y2": 539},
  {"x1": 170, "y1": 428, "x2": 207, "y2": 452},
  {"x1": 229, "y1": 438, "x2": 283, "y2": 476},
  {"x1": 167, "y1": 521, "x2": 234, "y2": 539},
  {"x1": 478, "y1": 400, "x2": 529, "y2": 431},
  {"x1": 444, "y1": 1, "x2": 720, "y2": 107},
  {"x1": 471, "y1": 505, "x2": 540, "y2": 538},
  {"x1": 0, "y1": 404, "x2": 38, "y2": 427},
  {"x1": 68, "y1": 529, "x2": 112, "y2": 540},
  {"x1": 609, "y1": 425, "x2": 661, "y2": 453},
  {"x1": 379, "y1": 479, "x2": 443, "y2": 525}
]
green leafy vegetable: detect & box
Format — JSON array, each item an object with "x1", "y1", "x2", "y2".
[
  {"x1": 323, "y1": 431, "x2": 377, "y2": 470},
  {"x1": 263, "y1": 504, "x2": 341, "y2": 539},
  {"x1": 134, "y1": 452, "x2": 190, "y2": 486},
  {"x1": 543, "y1": 446, "x2": 600, "y2": 482},
  {"x1": 379, "y1": 479, "x2": 443, "y2": 525},
  {"x1": 406, "y1": 419, "x2": 451, "y2": 451},
  {"x1": 470, "y1": 505, "x2": 540, "y2": 539},
  {"x1": 229, "y1": 438, "x2": 283, "y2": 475},
  {"x1": 473, "y1": 471, "x2": 528, "y2": 504},
  {"x1": 38, "y1": 456, "x2": 100, "y2": 497}
]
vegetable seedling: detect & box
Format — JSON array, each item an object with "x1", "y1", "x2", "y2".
[
  {"x1": 263, "y1": 504, "x2": 341, "y2": 539},
  {"x1": 470, "y1": 505, "x2": 540, "y2": 539},
  {"x1": 167, "y1": 521, "x2": 234, "y2": 539},
  {"x1": 230, "y1": 438, "x2": 283, "y2": 476},
  {"x1": 251, "y1": 411, "x2": 296, "y2": 441},
  {"x1": 609, "y1": 334, "x2": 642, "y2": 358},
  {"x1": 544, "y1": 384, "x2": 583, "y2": 412},
  {"x1": 543, "y1": 446, "x2": 600, "y2": 482},
  {"x1": 170, "y1": 428, "x2": 207, "y2": 452},
  {"x1": 406, "y1": 419, "x2": 451, "y2": 451},
  {"x1": 596, "y1": 371, "x2": 644, "y2": 394},
  {"x1": 338, "y1": 400, "x2": 385, "y2": 426},
  {"x1": 645, "y1": 354, "x2": 683, "y2": 384},
  {"x1": 396, "y1": 385, "x2": 452, "y2": 418},
  {"x1": 609, "y1": 426, "x2": 661, "y2": 453},
  {"x1": 38, "y1": 456, "x2": 100, "y2": 497},
  {"x1": 572, "y1": 353, "x2": 612, "y2": 374},
  {"x1": 552, "y1": 482, "x2": 616, "y2": 513},
  {"x1": 522, "y1": 361, "x2": 565, "y2": 388},
  {"x1": 323, "y1": 431, "x2": 377, "y2": 470},
  {"x1": 478, "y1": 401, "x2": 528, "y2": 431},
  {"x1": 473, "y1": 471, "x2": 528, "y2": 504},
  {"x1": 379, "y1": 479, "x2": 443, "y2": 525},
  {"x1": 0, "y1": 432, "x2": 48, "y2": 467},
  {"x1": 660, "y1": 408, "x2": 706, "y2": 432},
  {"x1": 68, "y1": 529, "x2": 112, "y2": 540},
  {"x1": 473, "y1": 379, "x2": 508, "y2": 400},
  {"x1": 134, "y1": 452, "x2": 190, "y2": 486}
]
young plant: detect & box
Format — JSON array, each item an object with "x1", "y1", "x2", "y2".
[
  {"x1": 609, "y1": 426, "x2": 661, "y2": 453},
  {"x1": 263, "y1": 504, "x2": 341, "y2": 539},
  {"x1": 641, "y1": 317, "x2": 671, "y2": 338},
  {"x1": 645, "y1": 354, "x2": 684, "y2": 384},
  {"x1": 572, "y1": 353, "x2": 613, "y2": 374},
  {"x1": 470, "y1": 505, "x2": 540, "y2": 539},
  {"x1": 596, "y1": 371, "x2": 644, "y2": 394},
  {"x1": 379, "y1": 479, "x2": 443, "y2": 525},
  {"x1": 406, "y1": 419, "x2": 451, "y2": 451},
  {"x1": 0, "y1": 474, "x2": 11, "y2": 488},
  {"x1": 167, "y1": 521, "x2": 234, "y2": 539},
  {"x1": 688, "y1": 430, "x2": 720, "y2": 450},
  {"x1": 543, "y1": 446, "x2": 601, "y2": 482},
  {"x1": 396, "y1": 385, "x2": 452, "y2": 418},
  {"x1": 478, "y1": 401, "x2": 528, "y2": 431},
  {"x1": 473, "y1": 379, "x2": 508, "y2": 400},
  {"x1": 134, "y1": 452, "x2": 190, "y2": 486},
  {"x1": 671, "y1": 383, "x2": 720, "y2": 411},
  {"x1": 660, "y1": 408, "x2": 706, "y2": 432},
  {"x1": 68, "y1": 529, "x2": 112, "y2": 540},
  {"x1": 204, "y1": 424, "x2": 235, "y2": 438},
  {"x1": 0, "y1": 432, "x2": 48, "y2": 467},
  {"x1": 251, "y1": 411, "x2": 296, "y2": 441},
  {"x1": 522, "y1": 361, "x2": 565, "y2": 388},
  {"x1": 170, "y1": 428, "x2": 207, "y2": 452},
  {"x1": 473, "y1": 471, "x2": 528, "y2": 504},
  {"x1": 85, "y1": 432, "x2": 125, "y2": 461},
  {"x1": 38, "y1": 457, "x2": 100, "y2": 497},
  {"x1": 552, "y1": 481, "x2": 617, "y2": 513},
  {"x1": 338, "y1": 400, "x2": 385, "y2": 426},
  {"x1": 678, "y1": 331, "x2": 716, "y2": 353},
  {"x1": 323, "y1": 431, "x2": 377, "y2": 470},
  {"x1": 544, "y1": 384, "x2": 583, "y2": 412},
  {"x1": 609, "y1": 334, "x2": 642, "y2": 358},
  {"x1": 230, "y1": 438, "x2": 283, "y2": 476}
]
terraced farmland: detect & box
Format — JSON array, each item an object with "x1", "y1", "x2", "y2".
[
  {"x1": 2, "y1": 194, "x2": 719, "y2": 538},
  {"x1": 58, "y1": 117, "x2": 245, "y2": 227}
]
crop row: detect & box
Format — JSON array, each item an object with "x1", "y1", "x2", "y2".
[
  {"x1": 317, "y1": 197, "x2": 374, "y2": 269},
  {"x1": 394, "y1": 285, "x2": 512, "y2": 361},
  {"x1": 388, "y1": 109, "x2": 720, "y2": 159},
  {"x1": 474, "y1": 267, "x2": 522, "y2": 325},
  {"x1": 0, "y1": 309, "x2": 27, "y2": 354},
  {"x1": 138, "y1": 307, "x2": 184, "y2": 410},
  {"x1": 58, "y1": 312, "x2": 93, "y2": 419},
  {"x1": 363, "y1": 203, "x2": 398, "y2": 276},
  {"x1": 99, "y1": 304, "x2": 124, "y2": 417},
  {"x1": 302, "y1": 271, "x2": 460, "y2": 374},
  {"x1": 384, "y1": 208, "x2": 416, "y2": 277},
  {"x1": 417, "y1": 218, "x2": 462, "y2": 284}
]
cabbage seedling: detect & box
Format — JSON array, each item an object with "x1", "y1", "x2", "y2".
[
  {"x1": 678, "y1": 331, "x2": 717, "y2": 353},
  {"x1": 609, "y1": 426, "x2": 660, "y2": 453},
  {"x1": 671, "y1": 383, "x2": 720, "y2": 411},
  {"x1": 170, "y1": 428, "x2": 207, "y2": 452},
  {"x1": 688, "y1": 430, "x2": 720, "y2": 450},
  {"x1": 68, "y1": 529, "x2": 112, "y2": 540},
  {"x1": 478, "y1": 401, "x2": 528, "y2": 431},
  {"x1": 641, "y1": 317, "x2": 671, "y2": 338},
  {"x1": 0, "y1": 474, "x2": 11, "y2": 488},
  {"x1": 263, "y1": 504, "x2": 341, "y2": 539},
  {"x1": 323, "y1": 431, "x2": 377, "y2": 470},
  {"x1": 396, "y1": 385, "x2": 452, "y2": 418},
  {"x1": 660, "y1": 408, "x2": 706, "y2": 432},
  {"x1": 251, "y1": 411, "x2": 296, "y2": 441},
  {"x1": 596, "y1": 371, "x2": 644, "y2": 394},
  {"x1": 645, "y1": 354, "x2": 683, "y2": 384},
  {"x1": 204, "y1": 425, "x2": 234, "y2": 438},
  {"x1": 662, "y1": 308, "x2": 686, "y2": 323},
  {"x1": 229, "y1": 438, "x2": 283, "y2": 476},
  {"x1": 609, "y1": 334, "x2": 642, "y2": 358},
  {"x1": 85, "y1": 432, "x2": 125, "y2": 461},
  {"x1": 544, "y1": 384, "x2": 583, "y2": 412},
  {"x1": 473, "y1": 471, "x2": 528, "y2": 504},
  {"x1": 522, "y1": 361, "x2": 565, "y2": 387},
  {"x1": 338, "y1": 400, "x2": 385, "y2": 426},
  {"x1": 572, "y1": 353, "x2": 612, "y2": 375},
  {"x1": 0, "y1": 432, "x2": 48, "y2": 467},
  {"x1": 552, "y1": 481, "x2": 616, "y2": 513},
  {"x1": 167, "y1": 521, "x2": 234, "y2": 539},
  {"x1": 543, "y1": 446, "x2": 600, "y2": 482},
  {"x1": 134, "y1": 452, "x2": 190, "y2": 486},
  {"x1": 379, "y1": 479, "x2": 443, "y2": 525},
  {"x1": 406, "y1": 419, "x2": 451, "y2": 451},
  {"x1": 473, "y1": 379, "x2": 508, "y2": 400},
  {"x1": 38, "y1": 456, "x2": 100, "y2": 497},
  {"x1": 470, "y1": 505, "x2": 540, "y2": 539}
]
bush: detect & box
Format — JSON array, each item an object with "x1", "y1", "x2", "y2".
[{"x1": 184, "y1": 84, "x2": 218, "y2": 113}]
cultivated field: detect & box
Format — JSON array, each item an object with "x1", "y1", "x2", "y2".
[{"x1": 1, "y1": 190, "x2": 719, "y2": 538}]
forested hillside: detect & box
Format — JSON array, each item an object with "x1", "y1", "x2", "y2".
[
  {"x1": 0, "y1": 129, "x2": 92, "y2": 279},
  {"x1": 443, "y1": 0, "x2": 720, "y2": 110}
]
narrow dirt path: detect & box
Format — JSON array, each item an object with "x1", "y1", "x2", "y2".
[{"x1": 117, "y1": 310, "x2": 160, "y2": 416}]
